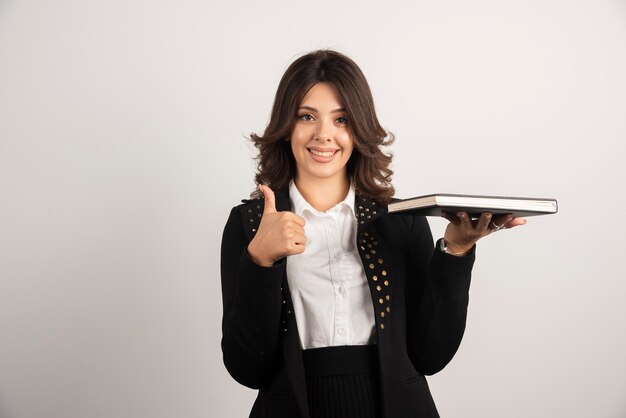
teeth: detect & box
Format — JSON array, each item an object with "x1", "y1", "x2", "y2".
[{"x1": 310, "y1": 149, "x2": 336, "y2": 157}]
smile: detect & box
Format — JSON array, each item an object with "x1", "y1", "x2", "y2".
[{"x1": 308, "y1": 148, "x2": 338, "y2": 157}]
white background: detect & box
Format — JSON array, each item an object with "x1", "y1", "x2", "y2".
[{"x1": 1, "y1": 0, "x2": 625, "y2": 417}]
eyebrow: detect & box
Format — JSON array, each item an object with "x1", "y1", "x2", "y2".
[{"x1": 298, "y1": 105, "x2": 346, "y2": 113}]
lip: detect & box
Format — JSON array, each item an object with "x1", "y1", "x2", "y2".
[{"x1": 307, "y1": 147, "x2": 339, "y2": 163}]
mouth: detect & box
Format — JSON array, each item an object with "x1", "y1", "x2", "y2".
[
  {"x1": 307, "y1": 147, "x2": 339, "y2": 158},
  {"x1": 307, "y1": 147, "x2": 339, "y2": 163}
]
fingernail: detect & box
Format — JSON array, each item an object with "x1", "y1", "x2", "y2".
[
  {"x1": 457, "y1": 212, "x2": 464, "y2": 218},
  {"x1": 486, "y1": 213, "x2": 492, "y2": 219}
]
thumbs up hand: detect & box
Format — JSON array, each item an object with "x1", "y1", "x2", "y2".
[{"x1": 247, "y1": 184, "x2": 307, "y2": 267}]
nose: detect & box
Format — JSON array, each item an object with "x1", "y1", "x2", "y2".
[{"x1": 314, "y1": 118, "x2": 333, "y2": 142}]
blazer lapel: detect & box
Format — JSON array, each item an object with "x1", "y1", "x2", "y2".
[
  {"x1": 354, "y1": 196, "x2": 395, "y2": 333},
  {"x1": 274, "y1": 188, "x2": 291, "y2": 212},
  {"x1": 355, "y1": 195, "x2": 387, "y2": 231}
]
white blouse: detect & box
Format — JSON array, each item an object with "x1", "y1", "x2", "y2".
[{"x1": 286, "y1": 180, "x2": 376, "y2": 350}]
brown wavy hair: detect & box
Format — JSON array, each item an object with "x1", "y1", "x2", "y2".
[{"x1": 250, "y1": 49, "x2": 395, "y2": 205}]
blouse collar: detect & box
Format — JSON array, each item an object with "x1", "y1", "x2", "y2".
[{"x1": 288, "y1": 179, "x2": 356, "y2": 217}]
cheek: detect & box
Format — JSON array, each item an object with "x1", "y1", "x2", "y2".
[
  {"x1": 291, "y1": 136, "x2": 302, "y2": 148},
  {"x1": 290, "y1": 133, "x2": 309, "y2": 162},
  {"x1": 290, "y1": 126, "x2": 309, "y2": 147},
  {"x1": 342, "y1": 135, "x2": 355, "y2": 156}
]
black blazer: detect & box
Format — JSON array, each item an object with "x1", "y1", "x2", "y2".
[{"x1": 220, "y1": 188, "x2": 475, "y2": 418}]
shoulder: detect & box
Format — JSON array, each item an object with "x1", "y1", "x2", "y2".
[
  {"x1": 229, "y1": 197, "x2": 265, "y2": 234},
  {"x1": 378, "y1": 209, "x2": 430, "y2": 236},
  {"x1": 237, "y1": 196, "x2": 266, "y2": 211}
]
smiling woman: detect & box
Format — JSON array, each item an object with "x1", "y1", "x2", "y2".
[
  {"x1": 290, "y1": 82, "x2": 354, "y2": 211},
  {"x1": 220, "y1": 49, "x2": 524, "y2": 418},
  {"x1": 249, "y1": 50, "x2": 395, "y2": 207}
]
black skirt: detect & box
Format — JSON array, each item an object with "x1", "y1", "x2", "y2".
[{"x1": 302, "y1": 345, "x2": 382, "y2": 418}]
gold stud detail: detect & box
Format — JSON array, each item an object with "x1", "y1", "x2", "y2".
[
  {"x1": 380, "y1": 312, "x2": 385, "y2": 318},
  {"x1": 382, "y1": 270, "x2": 387, "y2": 276},
  {"x1": 386, "y1": 307, "x2": 390, "y2": 312},
  {"x1": 378, "y1": 258, "x2": 383, "y2": 264},
  {"x1": 386, "y1": 295, "x2": 390, "y2": 301},
  {"x1": 376, "y1": 285, "x2": 382, "y2": 291},
  {"x1": 380, "y1": 324, "x2": 385, "y2": 329},
  {"x1": 365, "y1": 254, "x2": 371, "y2": 259},
  {"x1": 384, "y1": 280, "x2": 389, "y2": 286},
  {"x1": 369, "y1": 263, "x2": 375, "y2": 269},
  {"x1": 379, "y1": 298, "x2": 384, "y2": 304},
  {"x1": 373, "y1": 275, "x2": 378, "y2": 281}
]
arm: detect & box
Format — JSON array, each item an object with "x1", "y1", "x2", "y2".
[
  {"x1": 405, "y1": 215, "x2": 475, "y2": 375},
  {"x1": 220, "y1": 207, "x2": 284, "y2": 389}
]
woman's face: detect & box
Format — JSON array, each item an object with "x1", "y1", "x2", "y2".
[{"x1": 290, "y1": 82, "x2": 354, "y2": 185}]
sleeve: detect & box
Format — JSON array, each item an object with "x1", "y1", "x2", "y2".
[
  {"x1": 405, "y1": 215, "x2": 475, "y2": 375},
  {"x1": 220, "y1": 206, "x2": 285, "y2": 389}
]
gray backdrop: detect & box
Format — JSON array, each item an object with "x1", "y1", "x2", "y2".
[{"x1": 1, "y1": 0, "x2": 625, "y2": 417}]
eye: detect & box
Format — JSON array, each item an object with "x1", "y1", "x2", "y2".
[
  {"x1": 298, "y1": 113, "x2": 314, "y2": 121},
  {"x1": 336, "y1": 116, "x2": 348, "y2": 124}
]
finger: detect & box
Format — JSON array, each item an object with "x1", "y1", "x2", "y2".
[
  {"x1": 442, "y1": 211, "x2": 460, "y2": 225},
  {"x1": 291, "y1": 232, "x2": 307, "y2": 246},
  {"x1": 506, "y1": 217, "x2": 527, "y2": 228},
  {"x1": 456, "y1": 212, "x2": 472, "y2": 229},
  {"x1": 285, "y1": 234, "x2": 307, "y2": 256},
  {"x1": 476, "y1": 212, "x2": 493, "y2": 232},
  {"x1": 284, "y1": 212, "x2": 306, "y2": 227},
  {"x1": 291, "y1": 224, "x2": 307, "y2": 238},
  {"x1": 259, "y1": 184, "x2": 277, "y2": 214},
  {"x1": 290, "y1": 242, "x2": 306, "y2": 255},
  {"x1": 491, "y1": 214, "x2": 513, "y2": 231}
]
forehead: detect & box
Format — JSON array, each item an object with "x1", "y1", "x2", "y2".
[{"x1": 300, "y1": 82, "x2": 344, "y2": 108}]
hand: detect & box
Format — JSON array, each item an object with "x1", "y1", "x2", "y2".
[
  {"x1": 441, "y1": 212, "x2": 527, "y2": 256},
  {"x1": 246, "y1": 185, "x2": 307, "y2": 267}
]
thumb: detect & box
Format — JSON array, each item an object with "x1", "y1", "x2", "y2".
[{"x1": 259, "y1": 184, "x2": 277, "y2": 214}]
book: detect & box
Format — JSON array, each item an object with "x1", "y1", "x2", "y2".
[{"x1": 387, "y1": 193, "x2": 558, "y2": 218}]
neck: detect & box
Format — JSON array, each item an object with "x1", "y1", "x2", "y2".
[{"x1": 294, "y1": 173, "x2": 351, "y2": 212}]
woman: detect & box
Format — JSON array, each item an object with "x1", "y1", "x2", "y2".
[{"x1": 220, "y1": 49, "x2": 525, "y2": 418}]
